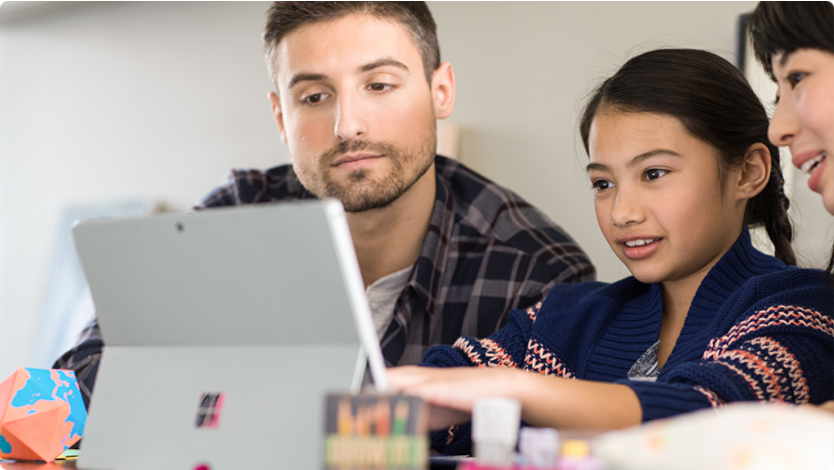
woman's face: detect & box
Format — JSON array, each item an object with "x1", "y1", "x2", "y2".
[
  {"x1": 587, "y1": 112, "x2": 748, "y2": 287},
  {"x1": 769, "y1": 48, "x2": 834, "y2": 215}
]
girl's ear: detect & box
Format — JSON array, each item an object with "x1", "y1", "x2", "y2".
[{"x1": 735, "y1": 143, "x2": 771, "y2": 200}]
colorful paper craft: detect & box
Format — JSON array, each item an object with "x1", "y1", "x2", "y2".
[{"x1": 0, "y1": 367, "x2": 86, "y2": 462}]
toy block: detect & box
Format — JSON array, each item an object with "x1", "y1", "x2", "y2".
[{"x1": 0, "y1": 367, "x2": 87, "y2": 462}]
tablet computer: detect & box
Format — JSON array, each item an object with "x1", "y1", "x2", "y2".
[{"x1": 73, "y1": 200, "x2": 386, "y2": 470}]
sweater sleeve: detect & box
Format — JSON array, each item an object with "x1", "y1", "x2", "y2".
[
  {"x1": 420, "y1": 303, "x2": 540, "y2": 455},
  {"x1": 421, "y1": 302, "x2": 539, "y2": 369},
  {"x1": 620, "y1": 299, "x2": 834, "y2": 422}
]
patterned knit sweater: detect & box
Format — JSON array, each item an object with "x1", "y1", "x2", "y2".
[{"x1": 422, "y1": 229, "x2": 834, "y2": 454}]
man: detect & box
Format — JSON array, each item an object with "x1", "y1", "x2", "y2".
[{"x1": 55, "y1": 1, "x2": 594, "y2": 406}]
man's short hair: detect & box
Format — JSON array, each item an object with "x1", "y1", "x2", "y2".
[{"x1": 264, "y1": 1, "x2": 441, "y2": 88}]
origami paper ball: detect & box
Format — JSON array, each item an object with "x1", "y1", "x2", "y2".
[{"x1": 0, "y1": 367, "x2": 87, "y2": 462}]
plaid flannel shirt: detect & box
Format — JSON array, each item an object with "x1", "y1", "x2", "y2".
[{"x1": 54, "y1": 156, "x2": 595, "y2": 405}]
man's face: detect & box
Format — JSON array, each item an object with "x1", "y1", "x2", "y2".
[{"x1": 270, "y1": 14, "x2": 450, "y2": 212}]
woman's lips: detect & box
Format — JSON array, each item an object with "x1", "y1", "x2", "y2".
[
  {"x1": 792, "y1": 150, "x2": 828, "y2": 192},
  {"x1": 807, "y1": 155, "x2": 827, "y2": 192},
  {"x1": 792, "y1": 149, "x2": 826, "y2": 171}
]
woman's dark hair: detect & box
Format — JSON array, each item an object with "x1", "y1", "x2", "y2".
[
  {"x1": 748, "y1": 1, "x2": 834, "y2": 80},
  {"x1": 579, "y1": 49, "x2": 796, "y2": 266}
]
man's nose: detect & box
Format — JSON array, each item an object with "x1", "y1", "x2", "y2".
[
  {"x1": 611, "y1": 187, "x2": 646, "y2": 228},
  {"x1": 334, "y1": 93, "x2": 368, "y2": 141}
]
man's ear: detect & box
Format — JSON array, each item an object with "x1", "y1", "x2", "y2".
[
  {"x1": 268, "y1": 91, "x2": 288, "y2": 144},
  {"x1": 736, "y1": 143, "x2": 772, "y2": 200},
  {"x1": 431, "y1": 62, "x2": 455, "y2": 120}
]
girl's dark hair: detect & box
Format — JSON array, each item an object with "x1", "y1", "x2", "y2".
[
  {"x1": 579, "y1": 49, "x2": 796, "y2": 266},
  {"x1": 748, "y1": 1, "x2": 834, "y2": 80}
]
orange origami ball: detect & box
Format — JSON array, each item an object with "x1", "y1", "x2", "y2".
[{"x1": 0, "y1": 367, "x2": 87, "y2": 462}]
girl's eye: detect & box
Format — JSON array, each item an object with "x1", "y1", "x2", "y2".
[
  {"x1": 644, "y1": 168, "x2": 669, "y2": 181},
  {"x1": 592, "y1": 179, "x2": 613, "y2": 192}
]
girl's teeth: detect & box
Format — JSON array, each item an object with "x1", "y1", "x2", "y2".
[
  {"x1": 625, "y1": 239, "x2": 654, "y2": 247},
  {"x1": 801, "y1": 152, "x2": 826, "y2": 175}
]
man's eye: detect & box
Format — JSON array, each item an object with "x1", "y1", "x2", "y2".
[
  {"x1": 645, "y1": 168, "x2": 669, "y2": 181},
  {"x1": 303, "y1": 93, "x2": 325, "y2": 105},
  {"x1": 592, "y1": 179, "x2": 613, "y2": 191},
  {"x1": 368, "y1": 83, "x2": 392, "y2": 92}
]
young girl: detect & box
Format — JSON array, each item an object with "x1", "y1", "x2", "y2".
[{"x1": 387, "y1": 49, "x2": 834, "y2": 455}]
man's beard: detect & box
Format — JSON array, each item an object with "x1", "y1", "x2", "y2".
[{"x1": 316, "y1": 129, "x2": 436, "y2": 213}]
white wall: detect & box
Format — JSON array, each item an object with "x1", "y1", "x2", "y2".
[
  {"x1": 0, "y1": 1, "x2": 284, "y2": 377},
  {"x1": 1, "y1": 2, "x2": 831, "y2": 378}
]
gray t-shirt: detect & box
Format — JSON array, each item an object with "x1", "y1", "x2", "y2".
[
  {"x1": 627, "y1": 340, "x2": 661, "y2": 382},
  {"x1": 366, "y1": 266, "x2": 412, "y2": 338}
]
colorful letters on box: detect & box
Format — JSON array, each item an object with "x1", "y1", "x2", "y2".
[{"x1": 324, "y1": 394, "x2": 428, "y2": 470}]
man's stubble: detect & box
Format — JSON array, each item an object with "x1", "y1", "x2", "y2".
[{"x1": 312, "y1": 117, "x2": 437, "y2": 213}]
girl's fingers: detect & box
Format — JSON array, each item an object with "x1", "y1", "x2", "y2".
[{"x1": 387, "y1": 365, "x2": 448, "y2": 391}]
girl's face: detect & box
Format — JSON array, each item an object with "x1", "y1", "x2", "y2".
[
  {"x1": 769, "y1": 48, "x2": 834, "y2": 215},
  {"x1": 587, "y1": 112, "x2": 747, "y2": 286}
]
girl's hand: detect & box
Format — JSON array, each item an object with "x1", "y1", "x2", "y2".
[
  {"x1": 387, "y1": 366, "x2": 529, "y2": 429},
  {"x1": 388, "y1": 365, "x2": 642, "y2": 430}
]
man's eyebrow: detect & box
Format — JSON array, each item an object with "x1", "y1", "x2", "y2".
[
  {"x1": 585, "y1": 149, "x2": 681, "y2": 173},
  {"x1": 287, "y1": 72, "x2": 329, "y2": 90},
  {"x1": 286, "y1": 59, "x2": 408, "y2": 89},
  {"x1": 359, "y1": 58, "x2": 409, "y2": 73}
]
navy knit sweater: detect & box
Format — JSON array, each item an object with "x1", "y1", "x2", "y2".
[{"x1": 422, "y1": 229, "x2": 834, "y2": 454}]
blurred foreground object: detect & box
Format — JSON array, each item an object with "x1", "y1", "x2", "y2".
[
  {"x1": 0, "y1": 368, "x2": 86, "y2": 462},
  {"x1": 323, "y1": 394, "x2": 427, "y2": 469},
  {"x1": 473, "y1": 398, "x2": 521, "y2": 468},
  {"x1": 594, "y1": 402, "x2": 834, "y2": 470},
  {"x1": 518, "y1": 427, "x2": 559, "y2": 468}
]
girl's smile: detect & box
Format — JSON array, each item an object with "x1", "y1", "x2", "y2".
[{"x1": 617, "y1": 235, "x2": 663, "y2": 260}]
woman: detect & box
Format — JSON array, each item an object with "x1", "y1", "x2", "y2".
[
  {"x1": 749, "y1": 0, "x2": 834, "y2": 414},
  {"x1": 750, "y1": 2, "x2": 834, "y2": 217},
  {"x1": 387, "y1": 49, "x2": 833, "y2": 454}
]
